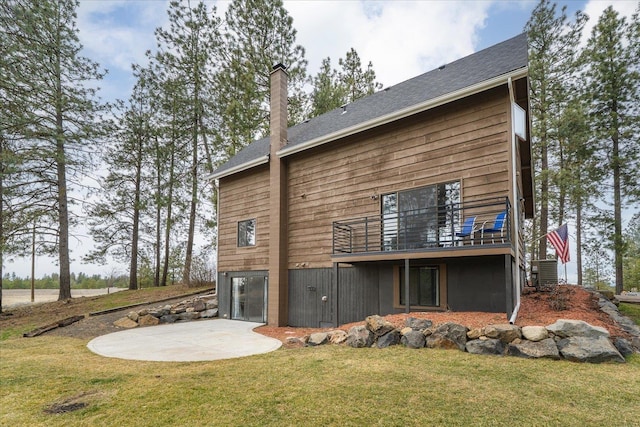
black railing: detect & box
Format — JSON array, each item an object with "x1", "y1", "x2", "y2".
[{"x1": 332, "y1": 197, "x2": 511, "y2": 254}]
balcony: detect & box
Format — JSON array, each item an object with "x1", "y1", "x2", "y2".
[{"x1": 332, "y1": 197, "x2": 512, "y2": 257}]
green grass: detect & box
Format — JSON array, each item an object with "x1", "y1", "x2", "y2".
[
  {"x1": 619, "y1": 303, "x2": 640, "y2": 326},
  {"x1": 1, "y1": 337, "x2": 639, "y2": 426}
]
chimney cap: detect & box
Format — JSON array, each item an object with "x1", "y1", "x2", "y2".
[{"x1": 272, "y1": 63, "x2": 287, "y2": 72}]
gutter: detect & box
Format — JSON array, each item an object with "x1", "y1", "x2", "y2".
[
  {"x1": 508, "y1": 76, "x2": 521, "y2": 325},
  {"x1": 213, "y1": 178, "x2": 220, "y2": 297},
  {"x1": 278, "y1": 68, "x2": 528, "y2": 158},
  {"x1": 208, "y1": 154, "x2": 270, "y2": 181}
]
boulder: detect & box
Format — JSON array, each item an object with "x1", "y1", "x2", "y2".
[
  {"x1": 466, "y1": 338, "x2": 504, "y2": 356},
  {"x1": 425, "y1": 322, "x2": 468, "y2": 351},
  {"x1": 286, "y1": 337, "x2": 306, "y2": 347},
  {"x1": 365, "y1": 315, "x2": 395, "y2": 336},
  {"x1": 401, "y1": 330, "x2": 425, "y2": 349},
  {"x1": 400, "y1": 327, "x2": 413, "y2": 336},
  {"x1": 346, "y1": 325, "x2": 374, "y2": 348},
  {"x1": 484, "y1": 324, "x2": 522, "y2": 344},
  {"x1": 127, "y1": 311, "x2": 139, "y2": 322},
  {"x1": 613, "y1": 338, "x2": 635, "y2": 357},
  {"x1": 204, "y1": 298, "x2": 218, "y2": 309},
  {"x1": 307, "y1": 332, "x2": 329, "y2": 346},
  {"x1": 328, "y1": 330, "x2": 348, "y2": 345},
  {"x1": 521, "y1": 326, "x2": 549, "y2": 342},
  {"x1": 376, "y1": 330, "x2": 401, "y2": 348},
  {"x1": 405, "y1": 317, "x2": 433, "y2": 331},
  {"x1": 114, "y1": 317, "x2": 138, "y2": 329},
  {"x1": 138, "y1": 314, "x2": 160, "y2": 327},
  {"x1": 507, "y1": 338, "x2": 560, "y2": 360},
  {"x1": 160, "y1": 314, "x2": 180, "y2": 323},
  {"x1": 192, "y1": 299, "x2": 206, "y2": 312},
  {"x1": 200, "y1": 308, "x2": 218, "y2": 318},
  {"x1": 178, "y1": 312, "x2": 201, "y2": 321},
  {"x1": 467, "y1": 328, "x2": 483, "y2": 340},
  {"x1": 633, "y1": 337, "x2": 640, "y2": 352},
  {"x1": 546, "y1": 319, "x2": 609, "y2": 339},
  {"x1": 557, "y1": 336, "x2": 625, "y2": 363}
]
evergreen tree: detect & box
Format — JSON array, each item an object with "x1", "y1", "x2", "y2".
[
  {"x1": 0, "y1": 0, "x2": 109, "y2": 300},
  {"x1": 309, "y1": 57, "x2": 345, "y2": 118},
  {"x1": 216, "y1": 0, "x2": 308, "y2": 156},
  {"x1": 338, "y1": 48, "x2": 383, "y2": 104},
  {"x1": 525, "y1": 0, "x2": 586, "y2": 261},
  {"x1": 583, "y1": 6, "x2": 640, "y2": 294}
]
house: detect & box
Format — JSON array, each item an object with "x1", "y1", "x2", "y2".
[{"x1": 210, "y1": 33, "x2": 533, "y2": 328}]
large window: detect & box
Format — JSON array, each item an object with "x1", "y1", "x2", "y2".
[
  {"x1": 399, "y1": 266, "x2": 440, "y2": 307},
  {"x1": 238, "y1": 219, "x2": 256, "y2": 247},
  {"x1": 382, "y1": 181, "x2": 460, "y2": 250}
]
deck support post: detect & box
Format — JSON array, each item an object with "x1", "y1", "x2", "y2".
[{"x1": 405, "y1": 258, "x2": 410, "y2": 314}]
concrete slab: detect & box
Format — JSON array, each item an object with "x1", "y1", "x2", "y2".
[{"x1": 87, "y1": 319, "x2": 282, "y2": 362}]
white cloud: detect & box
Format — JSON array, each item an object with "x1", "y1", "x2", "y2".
[
  {"x1": 286, "y1": 0, "x2": 491, "y2": 87},
  {"x1": 581, "y1": 0, "x2": 638, "y2": 44}
]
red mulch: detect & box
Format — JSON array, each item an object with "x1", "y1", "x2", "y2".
[{"x1": 255, "y1": 286, "x2": 629, "y2": 346}]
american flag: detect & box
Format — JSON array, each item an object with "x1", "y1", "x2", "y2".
[{"x1": 547, "y1": 223, "x2": 570, "y2": 264}]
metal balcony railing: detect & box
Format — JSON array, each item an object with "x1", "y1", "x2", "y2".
[{"x1": 332, "y1": 197, "x2": 511, "y2": 254}]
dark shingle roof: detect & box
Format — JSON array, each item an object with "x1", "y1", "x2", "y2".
[{"x1": 213, "y1": 33, "x2": 527, "y2": 178}]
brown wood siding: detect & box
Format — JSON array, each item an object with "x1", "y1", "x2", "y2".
[
  {"x1": 218, "y1": 165, "x2": 270, "y2": 271},
  {"x1": 288, "y1": 86, "x2": 511, "y2": 268}
]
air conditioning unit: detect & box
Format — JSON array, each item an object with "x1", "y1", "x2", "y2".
[{"x1": 531, "y1": 259, "x2": 558, "y2": 288}]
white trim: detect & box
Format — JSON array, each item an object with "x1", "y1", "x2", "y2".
[
  {"x1": 208, "y1": 155, "x2": 270, "y2": 180},
  {"x1": 277, "y1": 68, "x2": 528, "y2": 158},
  {"x1": 507, "y1": 76, "x2": 521, "y2": 324}
]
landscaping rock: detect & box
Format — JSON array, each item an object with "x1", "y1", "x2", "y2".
[
  {"x1": 484, "y1": 324, "x2": 521, "y2": 344},
  {"x1": 557, "y1": 336, "x2": 625, "y2": 363},
  {"x1": 521, "y1": 326, "x2": 548, "y2": 342},
  {"x1": 401, "y1": 330, "x2": 425, "y2": 349},
  {"x1": 376, "y1": 330, "x2": 400, "y2": 348},
  {"x1": 127, "y1": 311, "x2": 139, "y2": 322},
  {"x1": 205, "y1": 299, "x2": 218, "y2": 309},
  {"x1": 192, "y1": 300, "x2": 206, "y2": 312},
  {"x1": 200, "y1": 308, "x2": 218, "y2": 318},
  {"x1": 613, "y1": 338, "x2": 635, "y2": 357},
  {"x1": 365, "y1": 315, "x2": 395, "y2": 336},
  {"x1": 178, "y1": 312, "x2": 201, "y2": 321},
  {"x1": 160, "y1": 314, "x2": 180, "y2": 323},
  {"x1": 425, "y1": 322, "x2": 468, "y2": 351},
  {"x1": 467, "y1": 328, "x2": 483, "y2": 340},
  {"x1": 328, "y1": 330, "x2": 348, "y2": 345},
  {"x1": 114, "y1": 317, "x2": 138, "y2": 329},
  {"x1": 308, "y1": 332, "x2": 329, "y2": 346},
  {"x1": 507, "y1": 338, "x2": 560, "y2": 360},
  {"x1": 465, "y1": 338, "x2": 504, "y2": 355},
  {"x1": 346, "y1": 325, "x2": 374, "y2": 348},
  {"x1": 286, "y1": 337, "x2": 306, "y2": 347},
  {"x1": 400, "y1": 327, "x2": 413, "y2": 336},
  {"x1": 405, "y1": 317, "x2": 432, "y2": 331},
  {"x1": 546, "y1": 319, "x2": 609, "y2": 339},
  {"x1": 138, "y1": 314, "x2": 160, "y2": 327}
]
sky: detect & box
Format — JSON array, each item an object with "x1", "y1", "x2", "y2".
[{"x1": 6, "y1": 0, "x2": 638, "y2": 282}]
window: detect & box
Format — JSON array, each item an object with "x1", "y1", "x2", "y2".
[
  {"x1": 382, "y1": 181, "x2": 460, "y2": 250},
  {"x1": 238, "y1": 219, "x2": 256, "y2": 247},
  {"x1": 399, "y1": 266, "x2": 439, "y2": 307},
  {"x1": 231, "y1": 276, "x2": 267, "y2": 322}
]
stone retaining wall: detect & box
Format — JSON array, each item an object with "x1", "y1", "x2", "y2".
[{"x1": 113, "y1": 294, "x2": 218, "y2": 328}]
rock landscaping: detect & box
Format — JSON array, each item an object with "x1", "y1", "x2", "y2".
[
  {"x1": 112, "y1": 293, "x2": 218, "y2": 328},
  {"x1": 290, "y1": 315, "x2": 637, "y2": 364}
]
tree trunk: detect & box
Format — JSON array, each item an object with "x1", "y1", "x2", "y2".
[
  {"x1": 154, "y1": 138, "x2": 161, "y2": 287},
  {"x1": 183, "y1": 116, "x2": 198, "y2": 286},
  {"x1": 129, "y1": 134, "x2": 143, "y2": 291},
  {"x1": 576, "y1": 198, "x2": 583, "y2": 287},
  {"x1": 612, "y1": 129, "x2": 623, "y2": 294},
  {"x1": 538, "y1": 123, "x2": 549, "y2": 260},
  {"x1": 161, "y1": 129, "x2": 176, "y2": 287},
  {"x1": 0, "y1": 139, "x2": 4, "y2": 313}
]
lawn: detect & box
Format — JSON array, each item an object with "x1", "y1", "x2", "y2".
[
  {"x1": 619, "y1": 302, "x2": 640, "y2": 326},
  {"x1": 1, "y1": 288, "x2": 639, "y2": 426}
]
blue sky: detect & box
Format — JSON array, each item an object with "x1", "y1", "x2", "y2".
[{"x1": 6, "y1": 0, "x2": 638, "y2": 281}]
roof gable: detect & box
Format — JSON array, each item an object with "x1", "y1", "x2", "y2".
[{"x1": 212, "y1": 33, "x2": 528, "y2": 179}]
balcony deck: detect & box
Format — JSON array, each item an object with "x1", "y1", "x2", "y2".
[{"x1": 331, "y1": 197, "x2": 513, "y2": 263}]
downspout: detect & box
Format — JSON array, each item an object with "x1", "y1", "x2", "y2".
[
  {"x1": 508, "y1": 77, "x2": 521, "y2": 324},
  {"x1": 214, "y1": 178, "x2": 220, "y2": 297}
]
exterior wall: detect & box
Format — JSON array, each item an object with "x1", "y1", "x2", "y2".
[
  {"x1": 287, "y1": 86, "x2": 511, "y2": 269},
  {"x1": 447, "y1": 255, "x2": 508, "y2": 312},
  {"x1": 217, "y1": 165, "x2": 270, "y2": 272}
]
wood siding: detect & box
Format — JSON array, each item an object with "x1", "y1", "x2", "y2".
[
  {"x1": 218, "y1": 165, "x2": 270, "y2": 271},
  {"x1": 287, "y1": 86, "x2": 511, "y2": 268}
]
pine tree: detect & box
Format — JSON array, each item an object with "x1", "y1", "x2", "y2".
[
  {"x1": 525, "y1": 0, "x2": 586, "y2": 261},
  {"x1": 338, "y1": 48, "x2": 383, "y2": 104},
  {"x1": 583, "y1": 6, "x2": 640, "y2": 294},
  {"x1": 216, "y1": 0, "x2": 308, "y2": 156},
  {"x1": 309, "y1": 57, "x2": 345, "y2": 118},
  {"x1": 0, "y1": 0, "x2": 109, "y2": 300}
]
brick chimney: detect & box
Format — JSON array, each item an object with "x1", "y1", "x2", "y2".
[{"x1": 268, "y1": 63, "x2": 288, "y2": 326}]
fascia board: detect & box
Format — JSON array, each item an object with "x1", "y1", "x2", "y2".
[
  {"x1": 277, "y1": 67, "x2": 528, "y2": 158},
  {"x1": 207, "y1": 155, "x2": 270, "y2": 180}
]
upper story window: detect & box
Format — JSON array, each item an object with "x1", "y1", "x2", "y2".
[{"x1": 238, "y1": 219, "x2": 256, "y2": 247}]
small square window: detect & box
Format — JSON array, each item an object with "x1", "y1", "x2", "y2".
[{"x1": 238, "y1": 219, "x2": 256, "y2": 247}]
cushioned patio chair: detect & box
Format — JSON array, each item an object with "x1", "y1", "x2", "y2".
[
  {"x1": 455, "y1": 216, "x2": 477, "y2": 245},
  {"x1": 480, "y1": 211, "x2": 507, "y2": 244}
]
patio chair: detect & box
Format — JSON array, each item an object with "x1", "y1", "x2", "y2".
[
  {"x1": 480, "y1": 211, "x2": 507, "y2": 244},
  {"x1": 455, "y1": 216, "x2": 477, "y2": 245}
]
